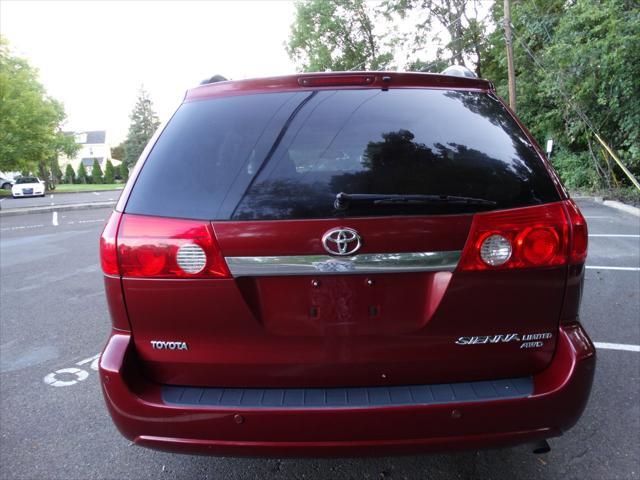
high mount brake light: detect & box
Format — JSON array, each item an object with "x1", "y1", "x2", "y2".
[
  {"x1": 298, "y1": 75, "x2": 375, "y2": 87},
  {"x1": 457, "y1": 201, "x2": 586, "y2": 271},
  {"x1": 99, "y1": 213, "x2": 230, "y2": 278}
]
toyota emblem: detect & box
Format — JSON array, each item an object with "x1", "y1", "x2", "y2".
[{"x1": 322, "y1": 228, "x2": 362, "y2": 256}]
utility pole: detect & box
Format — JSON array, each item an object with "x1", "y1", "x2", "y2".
[{"x1": 504, "y1": 0, "x2": 516, "y2": 111}]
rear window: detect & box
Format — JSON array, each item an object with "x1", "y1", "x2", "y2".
[
  {"x1": 16, "y1": 177, "x2": 39, "y2": 184},
  {"x1": 126, "y1": 89, "x2": 560, "y2": 220}
]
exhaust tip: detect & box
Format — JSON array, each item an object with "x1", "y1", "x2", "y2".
[{"x1": 533, "y1": 439, "x2": 551, "y2": 454}]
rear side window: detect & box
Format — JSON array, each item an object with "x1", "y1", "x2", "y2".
[{"x1": 126, "y1": 89, "x2": 560, "y2": 220}]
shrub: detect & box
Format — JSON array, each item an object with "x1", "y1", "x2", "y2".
[
  {"x1": 550, "y1": 151, "x2": 600, "y2": 190},
  {"x1": 91, "y1": 159, "x2": 103, "y2": 184},
  {"x1": 76, "y1": 163, "x2": 88, "y2": 184},
  {"x1": 64, "y1": 164, "x2": 75, "y2": 184},
  {"x1": 104, "y1": 159, "x2": 115, "y2": 184}
]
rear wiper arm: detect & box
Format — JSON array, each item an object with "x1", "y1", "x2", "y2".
[{"x1": 334, "y1": 192, "x2": 497, "y2": 210}]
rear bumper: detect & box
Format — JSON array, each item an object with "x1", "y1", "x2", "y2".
[{"x1": 99, "y1": 323, "x2": 595, "y2": 457}]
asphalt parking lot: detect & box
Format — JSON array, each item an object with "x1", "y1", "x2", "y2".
[
  {"x1": 0, "y1": 198, "x2": 638, "y2": 480},
  {"x1": 0, "y1": 190, "x2": 121, "y2": 210}
]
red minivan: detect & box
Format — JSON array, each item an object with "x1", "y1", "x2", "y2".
[{"x1": 99, "y1": 72, "x2": 595, "y2": 456}]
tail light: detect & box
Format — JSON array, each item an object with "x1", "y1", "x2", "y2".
[
  {"x1": 565, "y1": 199, "x2": 588, "y2": 263},
  {"x1": 100, "y1": 211, "x2": 122, "y2": 275},
  {"x1": 457, "y1": 200, "x2": 587, "y2": 271},
  {"x1": 99, "y1": 212, "x2": 230, "y2": 278}
]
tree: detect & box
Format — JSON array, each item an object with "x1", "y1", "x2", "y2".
[
  {"x1": 121, "y1": 164, "x2": 129, "y2": 182},
  {"x1": 64, "y1": 164, "x2": 75, "y2": 184},
  {"x1": 286, "y1": 0, "x2": 393, "y2": 72},
  {"x1": 104, "y1": 159, "x2": 115, "y2": 184},
  {"x1": 111, "y1": 142, "x2": 125, "y2": 162},
  {"x1": 91, "y1": 159, "x2": 103, "y2": 184},
  {"x1": 481, "y1": 0, "x2": 639, "y2": 188},
  {"x1": 0, "y1": 37, "x2": 78, "y2": 177},
  {"x1": 123, "y1": 87, "x2": 160, "y2": 168},
  {"x1": 76, "y1": 162, "x2": 88, "y2": 184},
  {"x1": 384, "y1": 0, "x2": 488, "y2": 74},
  {"x1": 47, "y1": 157, "x2": 63, "y2": 188}
]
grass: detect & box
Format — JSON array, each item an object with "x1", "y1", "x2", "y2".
[
  {"x1": 0, "y1": 183, "x2": 124, "y2": 197},
  {"x1": 52, "y1": 183, "x2": 124, "y2": 193}
]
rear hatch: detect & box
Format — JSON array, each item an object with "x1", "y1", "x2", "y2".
[{"x1": 112, "y1": 83, "x2": 573, "y2": 388}]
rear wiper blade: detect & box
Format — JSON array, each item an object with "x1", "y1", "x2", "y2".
[{"x1": 334, "y1": 192, "x2": 497, "y2": 210}]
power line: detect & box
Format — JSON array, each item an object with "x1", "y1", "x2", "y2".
[{"x1": 509, "y1": 19, "x2": 639, "y2": 189}]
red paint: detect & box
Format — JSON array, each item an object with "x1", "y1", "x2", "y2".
[
  {"x1": 99, "y1": 324, "x2": 595, "y2": 457},
  {"x1": 185, "y1": 71, "x2": 493, "y2": 103},
  {"x1": 213, "y1": 214, "x2": 472, "y2": 256},
  {"x1": 100, "y1": 71, "x2": 595, "y2": 455}
]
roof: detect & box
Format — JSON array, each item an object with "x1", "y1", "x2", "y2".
[
  {"x1": 63, "y1": 131, "x2": 107, "y2": 144},
  {"x1": 185, "y1": 71, "x2": 493, "y2": 102}
]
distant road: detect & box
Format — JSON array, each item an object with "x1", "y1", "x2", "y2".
[{"x1": 0, "y1": 189, "x2": 122, "y2": 209}]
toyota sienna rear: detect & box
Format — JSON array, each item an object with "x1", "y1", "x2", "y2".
[{"x1": 99, "y1": 72, "x2": 595, "y2": 456}]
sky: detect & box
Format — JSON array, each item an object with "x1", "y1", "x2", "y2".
[{"x1": 1, "y1": 1, "x2": 298, "y2": 144}]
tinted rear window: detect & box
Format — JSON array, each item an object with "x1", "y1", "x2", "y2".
[{"x1": 126, "y1": 89, "x2": 560, "y2": 220}]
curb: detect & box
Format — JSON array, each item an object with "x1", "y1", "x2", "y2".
[
  {"x1": 0, "y1": 188, "x2": 122, "y2": 198},
  {"x1": 573, "y1": 195, "x2": 640, "y2": 218},
  {"x1": 602, "y1": 200, "x2": 640, "y2": 218},
  {"x1": 0, "y1": 201, "x2": 116, "y2": 217},
  {"x1": 47, "y1": 188, "x2": 123, "y2": 195}
]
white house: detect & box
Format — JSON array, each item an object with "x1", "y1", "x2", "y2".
[{"x1": 59, "y1": 130, "x2": 122, "y2": 173}]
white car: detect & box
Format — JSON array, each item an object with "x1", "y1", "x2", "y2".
[{"x1": 11, "y1": 176, "x2": 45, "y2": 198}]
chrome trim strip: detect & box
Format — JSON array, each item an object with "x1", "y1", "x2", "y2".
[{"x1": 225, "y1": 250, "x2": 461, "y2": 277}]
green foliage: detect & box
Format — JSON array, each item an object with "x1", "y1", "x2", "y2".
[
  {"x1": 286, "y1": 0, "x2": 393, "y2": 72},
  {"x1": 64, "y1": 164, "x2": 75, "y2": 184},
  {"x1": 482, "y1": 0, "x2": 639, "y2": 189},
  {"x1": 121, "y1": 164, "x2": 129, "y2": 182},
  {"x1": 76, "y1": 162, "x2": 88, "y2": 184},
  {"x1": 91, "y1": 159, "x2": 103, "y2": 184},
  {"x1": 551, "y1": 150, "x2": 600, "y2": 190},
  {"x1": 111, "y1": 142, "x2": 125, "y2": 161},
  {"x1": 104, "y1": 159, "x2": 115, "y2": 184},
  {"x1": 286, "y1": 0, "x2": 638, "y2": 190},
  {"x1": 0, "y1": 37, "x2": 79, "y2": 175},
  {"x1": 384, "y1": 0, "x2": 488, "y2": 74},
  {"x1": 124, "y1": 87, "x2": 160, "y2": 168}
]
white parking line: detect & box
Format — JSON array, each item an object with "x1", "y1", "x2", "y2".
[
  {"x1": 0, "y1": 219, "x2": 104, "y2": 231},
  {"x1": 77, "y1": 219, "x2": 105, "y2": 224},
  {"x1": 76, "y1": 353, "x2": 100, "y2": 366},
  {"x1": 92, "y1": 192, "x2": 100, "y2": 196},
  {"x1": 0, "y1": 224, "x2": 45, "y2": 231},
  {"x1": 589, "y1": 234, "x2": 640, "y2": 238},
  {"x1": 594, "y1": 342, "x2": 640, "y2": 352},
  {"x1": 586, "y1": 266, "x2": 640, "y2": 271}
]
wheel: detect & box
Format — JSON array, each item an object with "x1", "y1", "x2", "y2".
[{"x1": 1, "y1": 183, "x2": 11, "y2": 190}]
